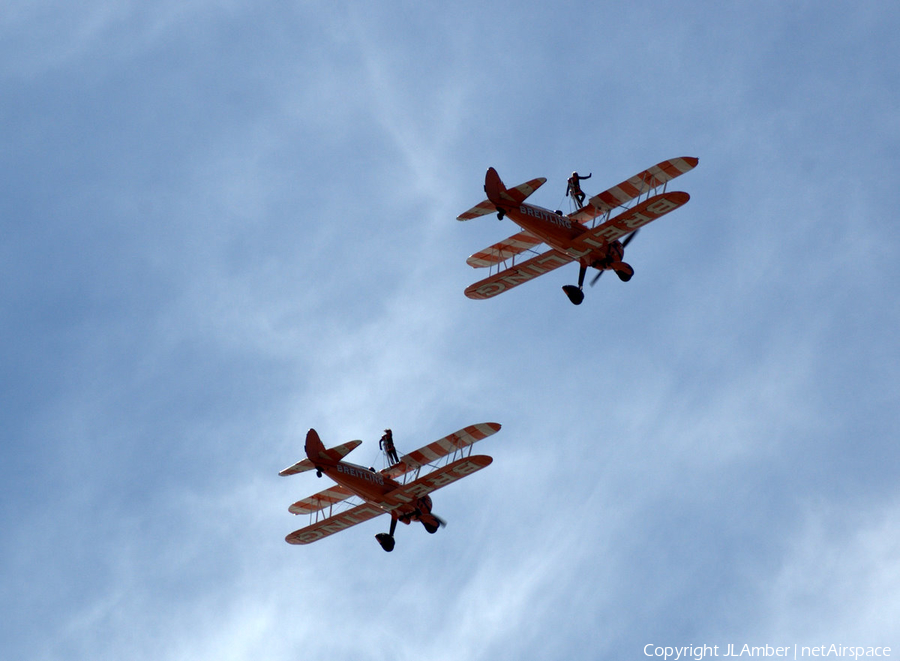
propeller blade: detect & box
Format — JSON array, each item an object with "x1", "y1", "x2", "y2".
[
  {"x1": 622, "y1": 229, "x2": 639, "y2": 247},
  {"x1": 436, "y1": 515, "x2": 447, "y2": 529},
  {"x1": 589, "y1": 270, "x2": 604, "y2": 287}
]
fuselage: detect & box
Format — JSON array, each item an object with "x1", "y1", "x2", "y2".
[
  {"x1": 320, "y1": 458, "x2": 436, "y2": 525},
  {"x1": 324, "y1": 459, "x2": 398, "y2": 503},
  {"x1": 508, "y1": 203, "x2": 581, "y2": 248},
  {"x1": 506, "y1": 202, "x2": 617, "y2": 266}
]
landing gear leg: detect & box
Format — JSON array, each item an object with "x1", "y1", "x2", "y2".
[
  {"x1": 561, "y1": 264, "x2": 587, "y2": 305},
  {"x1": 375, "y1": 517, "x2": 398, "y2": 552}
]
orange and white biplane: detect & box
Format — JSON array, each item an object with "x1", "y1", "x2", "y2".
[
  {"x1": 458, "y1": 157, "x2": 699, "y2": 305},
  {"x1": 280, "y1": 422, "x2": 501, "y2": 552}
]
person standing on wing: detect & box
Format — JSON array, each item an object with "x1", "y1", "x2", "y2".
[
  {"x1": 380, "y1": 428, "x2": 400, "y2": 465},
  {"x1": 566, "y1": 171, "x2": 592, "y2": 207}
]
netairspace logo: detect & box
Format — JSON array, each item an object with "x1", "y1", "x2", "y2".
[{"x1": 643, "y1": 644, "x2": 892, "y2": 661}]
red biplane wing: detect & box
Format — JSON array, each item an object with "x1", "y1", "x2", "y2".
[
  {"x1": 466, "y1": 231, "x2": 544, "y2": 268},
  {"x1": 571, "y1": 191, "x2": 691, "y2": 250},
  {"x1": 570, "y1": 157, "x2": 698, "y2": 222},
  {"x1": 382, "y1": 422, "x2": 501, "y2": 479},
  {"x1": 278, "y1": 439, "x2": 361, "y2": 476},
  {"x1": 285, "y1": 502, "x2": 385, "y2": 545},
  {"x1": 456, "y1": 177, "x2": 546, "y2": 220},
  {"x1": 464, "y1": 248, "x2": 574, "y2": 300},
  {"x1": 288, "y1": 484, "x2": 355, "y2": 515},
  {"x1": 386, "y1": 455, "x2": 492, "y2": 502}
]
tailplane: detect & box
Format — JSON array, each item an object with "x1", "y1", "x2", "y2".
[
  {"x1": 279, "y1": 432, "x2": 362, "y2": 476},
  {"x1": 457, "y1": 171, "x2": 547, "y2": 220}
]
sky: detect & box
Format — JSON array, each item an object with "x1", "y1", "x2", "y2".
[{"x1": 2, "y1": 1, "x2": 899, "y2": 659}]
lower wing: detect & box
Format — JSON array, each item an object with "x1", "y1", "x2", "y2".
[
  {"x1": 465, "y1": 248, "x2": 574, "y2": 300},
  {"x1": 285, "y1": 502, "x2": 385, "y2": 545},
  {"x1": 386, "y1": 455, "x2": 492, "y2": 502}
]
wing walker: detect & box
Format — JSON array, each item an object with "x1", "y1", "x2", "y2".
[
  {"x1": 280, "y1": 423, "x2": 501, "y2": 552},
  {"x1": 458, "y1": 157, "x2": 699, "y2": 305}
]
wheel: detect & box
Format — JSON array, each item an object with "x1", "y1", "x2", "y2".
[
  {"x1": 562, "y1": 285, "x2": 585, "y2": 305},
  {"x1": 375, "y1": 533, "x2": 395, "y2": 552},
  {"x1": 496, "y1": 209, "x2": 506, "y2": 220},
  {"x1": 315, "y1": 469, "x2": 322, "y2": 478},
  {"x1": 614, "y1": 262, "x2": 634, "y2": 282},
  {"x1": 423, "y1": 521, "x2": 439, "y2": 534}
]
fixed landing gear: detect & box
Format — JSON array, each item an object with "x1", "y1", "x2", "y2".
[
  {"x1": 375, "y1": 532, "x2": 395, "y2": 552},
  {"x1": 562, "y1": 263, "x2": 588, "y2": 305},
  {"x1": 376, "y1": 516, "x2": 399, "y2": 552},
  {"x1": 562, "y1": 285, "x2": 584, "y2": 305},
  {"x1": 496, "y1": 209, "x2": 506, "y2": 220}
]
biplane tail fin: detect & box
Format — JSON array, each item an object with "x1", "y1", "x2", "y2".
[
  {"x1": 484, "y1": 167, "x2": 508, "y2": 206},
  {"x1": 279, "y1": 432, "x2": 362, "y2": 476},
  {"x1": 305, "y1": 428, "x2": 327, "y2": 461},
  {"x1": 457, "y1": 171, "x2": 546, "y2": 220}
]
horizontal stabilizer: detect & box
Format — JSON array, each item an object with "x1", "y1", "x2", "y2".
[
  {"x1": 505, "y1": 176, "x2": 546, "y2": 204},
  {"x1": 278, "y1": 439, "x2": 362, "y2": 476},
  {"x1": 457, "y1": 176, "x2": 546, "y2": 220},
  {"x1": 456, "y1": 199, "x2": 497, "y2": 221}
]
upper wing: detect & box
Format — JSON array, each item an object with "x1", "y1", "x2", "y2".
[
  {"x1": 466, "y1": 231, "x2": 544, "y2": 268},
  {"x1": 570, "y1": 157, "x2": 698, "y2": 222},
  {"x1": 457, "y1": 177, "x2": 547, "y2": 220},
  {"x1": 386, "y1": 455, "x2": 492, "y2": 503},
  {"x1": 278, "y1": 439, "x2": 362, "y2": 476},
  {"x1": 382, "y1": 422, "x2": 501, "y2": 479},
  {"x1": 288, "y1": 484, "x2": 355, "y2": 515},
  {"x1": 285, "y1": 502, "x2": 385, "y2": 545},
  {"x1": 571, "y1": 191, "x2": 690, "y2": 250},
  {"x1": 464, "y1": 248, "x2": 574, "y2": 300}
]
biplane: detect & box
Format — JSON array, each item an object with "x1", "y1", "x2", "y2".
[
  {"x1": 458, "y1": 157, "x2": 699, "y2": 305},
  {"x1": 280, "y1": 422, "x2": 501, "y2": 552}
]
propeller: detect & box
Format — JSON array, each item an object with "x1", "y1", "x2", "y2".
[
  {"x1": 435, "y1": 514, "x2": 447, "y2": 529},
  {"x1": 590, "y1": 229, "x2": 639, "y2": 287}
]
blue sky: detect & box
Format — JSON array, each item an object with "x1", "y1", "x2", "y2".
[{"x1": 3, "y1": 1, "x2": 899, "y2": 659}]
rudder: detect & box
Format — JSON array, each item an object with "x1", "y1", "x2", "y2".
[
  {"x1": 483, "y1": 167, "x2": 507, "y2": 206},
  {"x1": 305, "y1": 428, "x2": 327, "y2": 462}
]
